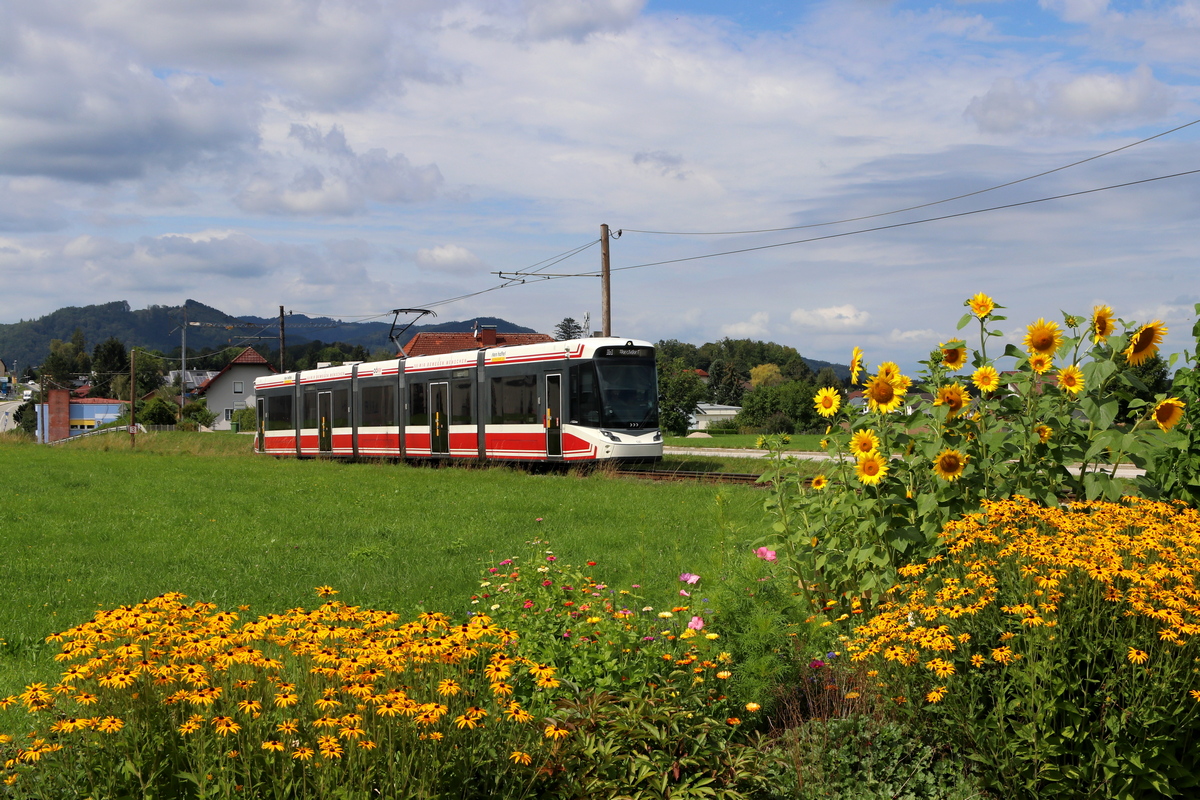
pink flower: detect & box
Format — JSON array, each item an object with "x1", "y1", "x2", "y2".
[
  {"x1": 499, "y1": 559, "x2": 512, "y2": 566},
  {"x1": 679, "y1": 573, "x2": 700, "y2": 585},
  {"x1": 688, "y1": 616, "x2": 704, "y2": 630},
  {"x1": 523, "y1": 600, "x2": 534, "y2": 609},
  {"x1": 542, "y1": 580, "x2": 552, "y2": 587},
  {"x1": 546, "y1": 555, "x2": 556, "y2": 562},
  {"x1": 755, "y1": 547, "x2": 777, "y2": 562},
  {"x1": 679, "y1": 589, "x2": 690, "y2": 597},
  {"x1": 535, "y1": 517, "x2": 543, "y2": 522}
]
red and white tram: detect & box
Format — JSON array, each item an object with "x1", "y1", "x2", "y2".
[{"x1": 253, "y1": 337, "x2": 662, "y2": 463}]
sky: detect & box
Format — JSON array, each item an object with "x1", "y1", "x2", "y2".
[{"x1": 2, "y1": 0, "x2": 1199, "y2": 371}]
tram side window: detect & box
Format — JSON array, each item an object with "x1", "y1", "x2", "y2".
[
  {"x1": 570, "y1": 364, "x2": 602, "y2": 426},
  {"x1": 489, "y1": 374, "x2": 537, "y2": 424},
  {"x1": 360, "y1": 385, "x2": 395, "y2": 427},
  {"x1": 303, "y1": 390, "x2": 319, "y2": 428},
  {"x1": 452, "y1": 380, "x2": 473, "y2": 425},
  {"x1": 266, "y1": 394, "x2": 293, "y2": 431},
  {"x1": 333, "y1": 387, "x2": 351, "y2": 428},
  {"x1": 410, "y1": 383, "x2": 428, "y2": 426}
]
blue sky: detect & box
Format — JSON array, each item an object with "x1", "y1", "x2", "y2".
[{"x1": 1, "y1": 0, "x2": 1199, "y2": 370}]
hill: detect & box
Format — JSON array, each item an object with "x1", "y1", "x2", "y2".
[{"x1": 0, "y1": 301, "x2": 539, "y2": 370}]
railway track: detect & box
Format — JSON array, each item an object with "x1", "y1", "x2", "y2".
[{"x1": 613, "y1": 468, "x2": 767, "y2": 485}]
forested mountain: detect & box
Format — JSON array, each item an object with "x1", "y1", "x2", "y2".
[{"x1": 0, "y1": 301, "x2": 537, "y2": 370}]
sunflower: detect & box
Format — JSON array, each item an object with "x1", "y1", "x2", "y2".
[
  {"x1": 810, "y1": 474, "x2": 828, "y2": 491},
  {"x1": 813, "y1": 387, "x2": 841, "y2": 418},
  {"x1": 940, "y1": 343, "x2": 967, "y2": 371},
  {"x1": 1024, "y1": 318, "x2": 1062, "y2": 355},
  {"x1": 856, "y1": 451, "x2": 889, "y2": 485},
  {"x1": 849, "y1": 346, "x2": 864, "y2": 386},
  {"x1": 1056, "y1": 364, "x2": 1084, "y2": 395},
  {"x1": 1028, "y1": 353, "x2": 1053, "y2": 374},
  {"x1": 877, "y1": 361, "x2": 902, "y2": 383},
  {"x1": 932, "y1": 449, "x2": 967, "y2": 481},
  {"x1": 933, "y1": 383, "x2": 970, "y2": 417},
  {"x1": 849, "y1": 429, "x2": 881, "y2": 456},
  {"x1": 967, "y1": 293, "x2": 995, "y2": 318},
  {"x1": 1092, "y1": 305, "x2": 1115, "y2": 343},
  {"x1": 1125, "y1": 320, "x2": 1167, "y2": 366},
  {"x1": 972, "y1": 365, "x2": 1000, "y2": 393},
  {"x1": 864, "y1": 374, "x2": 905, "y2": 413},
  {"x1": 1152, "y1": 397, "x2": 1185, "y2": 432},
  {"x1": 1035, "y1": 424, "x2": 1052, "y2": 443}
]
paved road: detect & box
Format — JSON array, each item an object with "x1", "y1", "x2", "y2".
[{"x1": 0, "y1": 400, "x2": 21, "y2": 433}]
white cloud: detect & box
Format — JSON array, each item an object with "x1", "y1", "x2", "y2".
[
  {"x1": 522, "y1": 0, "x2": 646, "y2": 41},
  {"x1": 416, "y1": 244, "x2": 485, "y2": 275},
  {"x1": 1038, "y1": 0, "x2": 1109, "y2": 24},
  {"x1": 720, "y1": 312, "x2": 770, "y2": 338},
  {"x1": 889, "y1": 328, "x2": 937, "y2": 344},
  {"x1": 790, "y1": 304, "x2": 871, "y2": 329}
]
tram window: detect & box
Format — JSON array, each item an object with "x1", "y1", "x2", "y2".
[
  {"x1": 570, "y1": 364, "x2": 602, "y2": 426},
  {"x1": 360, "y1": 385, "x2": 395, "y2": 427},
  {"x1": 452, "y1": 380, "x2": 473, "y2": 425},
  {"x1": 333, "y1": 387, "x2": 351, "y2": 428},
  {"x1": 489, "y1": 375, "x2": 537, "y2": 424},
  {"x1": 303, "y1": 390, "x2": 319, "y2": 428},
  {"x1": 266, "y1": 394, "x2": 293, "y2": 431},
  {"x1": 410, "y1": 383, "x2": 428, "y2": 426}
]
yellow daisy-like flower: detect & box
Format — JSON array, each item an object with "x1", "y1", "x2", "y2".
[
  {"x1": 849, "y1": 346, "x2": 864, "y2": 385},
  {"x1": 1127, "y1": 648, "x2": 1149, "y2": 665},
  {"x1": 436, "y1": 679, "x2": 461, "y2": 696},
  {"x1": 510, "y1": 751, "x2": 533, "y2": 766},
  {"x1": 1092, "y1": 305, "x2": 1115, "y2": 342},
  {"x1": 1028, "y1": 353, "x2": 1053, "y2": 374},
  {"x1": 315, "y1": 586, "x2": 339, "y2": 597},
  {"x1": 810, "y1": 474, "x2": 828, "y2": 491},
  {"x1": 972, "y1": 365, "x2": 1000, "y2": 393},
  {"x1": 262, "y1": 740, "x2": 285, "y2": 753},
  {"x1": 813, "y1": 387, "x2": 841, "y2": 418},
  {"x1": 1024, "y1": 318, "x2": 1062, "y2": 356},
  {"x1": 1126, "y1": 320, "x2": 1167, "y2": 366},
  {"x1": 926, "y1": 686, "x2": 948, "y2": 704},
  {"x1": 856, "y1": 451, "x2": 889, "y2": 486},
  {"x1": 933, "y1": 383, "x2": 970, "y2": 418},
  {"x1": 745, "y1": 702, "x2": 761, "y2": 712},
  {"x1": 1035, "y1": 424, "x2": 1052, "y2": 444},
  {"x1": 544, "y1": 724, "x2": 570, "y2": 741},
  {"x1": 967, "y1": 293, "x2": 995, "y2": 318},
  {"x1": 1152, "y1": 397, "x2": 1185, "y2": 432},
  {"x1": 932, "y1": 449, "x2": 967, "y2": 482},
  {"x1": 1056, "y1": 364, "x2": 1084, "y2": 395},
  {"x1": 970, "y1": 654, "x2": 985, "y2": 668},
  {"x1": 877, "y1": 361, "x2": 901, "y2": 384},
  {"x1": 849, "y1": 429, "x2": 880, "y2": 456},
  {"x1": 940, "y1": 343, "x2": 967, "y2": 371},
  {"x1": 864, "y1": 374, "x2": 905, "y2": 414}
]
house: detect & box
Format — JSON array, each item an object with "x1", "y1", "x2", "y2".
[
  {"x1": 401, "y1": 324, "x2": 554, "y2": 357},
  {"x1": 167, "y1": 369, "x2": 222, "y2": 394},
  {"x1": 194, "y1": 347, "x2": 277, "y2": 430},
  {"x1": 690, "y1": 403, "x2": 741, "y2": 430},
  {"x1": 35, "y1": 389, "x2": 125, "y2": 443}
]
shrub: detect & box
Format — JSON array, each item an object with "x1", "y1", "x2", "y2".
[{"x1": 231, "y1": 406, "x2": 256, "y2": 432}]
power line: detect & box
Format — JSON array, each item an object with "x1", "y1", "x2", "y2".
[{"x1": 620, "y1": 117, "x2": 1200, "y2": 236}]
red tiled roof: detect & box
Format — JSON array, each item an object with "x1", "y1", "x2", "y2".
[
  {"x1": 401, "y1": 332, "x2": 554, "y2": 358},
  {"x1": 70, "y1": 397, "x2": 125, "y2": 404},
  {"x1": 195, "y1": 347, "x2": 276, "y2": 394}
]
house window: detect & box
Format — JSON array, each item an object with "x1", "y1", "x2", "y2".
[
  {"x1": 233, "y1": 381, "x2": 244, "y2": 394},
  {"x1": 224, "y1": 409, "x2": 234, "y2": 421}
]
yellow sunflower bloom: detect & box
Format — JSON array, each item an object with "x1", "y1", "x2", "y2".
[
  {"x1": 1152, "y1": 397, "x2": 1185, "y2": 432},
  {"x1": 967, "y1": 293, "x2": 995, "y2": 318},
  {"x1": 933, "y1": 384, "x2": 970, "y2": 417},
  {"x1": 1024, "y1": 318, "x2": 1062, "y2": 355},
  {"x1": 1092, "y1": 305, "x2": 1115, "y2": 342},
  {"x1": 864, "y1": 374, "x2": 905, "y2": 414},
  {"x1": 1056, "y1": 364, "x2": 1084, "y2": 395},
  {"x1": 940, "y1": 343, "x2": 967, "y2": 371},
  {"x1": 849, "y1": 346, "x2": 864, "y2": 386},
  {"x1": 849, "y1": 429, "x2": 880, "y2": 456},
  {"x1": 1036, "y1": 424, "x2": 1052, "y2": 443},
  {"x1": 856, "y1": 451, "x2": 889, "y2": 485},
  {"x1": 1028, "y1": 353, "x2": 1053, "y2": 374},
  {"x1": 813, "y1": 387, "x2": 841, "y2": 418},
  {"x1": 810, "y1": 474, "x2": 828, "y2": 491},
  {"x1": 1126, "y1": 320, "x2": 1167, "y2": 366},
  {"x1": 877, "y1": 361, "x2": 902, "y2": 384},
  {"x1": 972, "y1": 365, "x2": 1000, "y2": 393},
  {"x1": 932, "y1": 449, "x2": 968, "y2": 481}
]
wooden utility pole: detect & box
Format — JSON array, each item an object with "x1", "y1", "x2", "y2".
[
  {"x1": 279, "y1": 305, "x2": 286, "y2": 372},
  {"x1": 600, "y1": 224, "x2": 611, "y2": 336},
  {"x1": 129, "y1": 349, "x2": 136, "y2": 449}
]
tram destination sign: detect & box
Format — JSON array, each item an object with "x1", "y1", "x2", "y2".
[{"x1": 597, "y1": 346, "x2": 654, "y2": 359}]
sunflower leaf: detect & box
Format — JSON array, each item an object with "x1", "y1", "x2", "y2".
[{"x1": 956, "y1": 313, "x2": 973, "y2": 330}]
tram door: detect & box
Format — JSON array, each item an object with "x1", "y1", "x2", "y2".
[
  {"x1": 545, "y1": 374, "x2": 562, "y2": 458},
  {"x1": 317, "y1": 391, "x2": 333, "y2": 452},
  {"x1": 256, "y1": 397, "x2": 266, "y2": 452},
  {"x1": 430, "y1": 381, "x2": 450, "y2": 455}
]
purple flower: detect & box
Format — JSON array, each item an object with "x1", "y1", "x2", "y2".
[
  {"x1": 809, "y1": 659, "x2": 825, "y2": 669},
  {"x1": 679, "y1": 572, "x2": 700, "y2": 585},
  {"x1": 688, "y1": 616, "x2": 704, "y2": 630},
  {"x1": 755, "y1": 547, "x2": 777, "y2": 562}
]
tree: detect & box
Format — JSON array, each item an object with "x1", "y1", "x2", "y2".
[
  {"x1": 735, "y1": 379, "x2": 822, "y2": 433},
  {"x1": 110, "y1": 351, "x2": 165, "y2": 400},
  {"x1": 40, "y1": 339, "x2": 79, "y2": 389},
  {"x1": 554, "y1": 318, "x2": 586, "y2": 341},
  {"x1": 815, "y1": 366, "x2": 844, "y2": 391},
  {"x1": 90, "y1": 337, "x2": 129, "y2": 398},
  {"x1": 706, "y1": 359, "x2": 746, "y2": 406},
  {"x1": 655, "y1": 339, "x2": 700, "y2": 370},
  {"x1": 749, "y1": 363, "x2": 784, "y2": 389},
  {"x1": 657, "y1": 358, "x2": 707, "y2": 436}
]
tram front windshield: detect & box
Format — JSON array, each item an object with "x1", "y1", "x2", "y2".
[{"x1": 593, "y1": 359, "x2": 659, "y2": 429}]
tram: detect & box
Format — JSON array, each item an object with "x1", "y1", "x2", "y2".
[{"x1": 253, "y1": 337, "x2": 662, "y2": 463}]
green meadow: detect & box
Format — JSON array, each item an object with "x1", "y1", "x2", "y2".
[{"x1": 0, "y1": 433, "x2": 763, "y2": 694}]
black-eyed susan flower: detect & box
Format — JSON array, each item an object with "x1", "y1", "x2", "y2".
[
  {"x1": 1092, "y1": 305, "x2": 1115, "y2": 342},
  {"x1": 1152, "y1": 397, "x2": 1185, "y2": 432},
  {"x1": 544, "y1": 723, "x2": 570, "y2": 741},
  {"x1": 315, "y1": 586, "x2": 339, "y2": 597},
  {"x1": 261, "y1": 740, "x2": 285, "y2": 753},
  {"x1": 510, "y1": 751, "x2": 532, "y2": 765},
  {"x1": 856, "y1": 452, "x2": 889, "y2": 486},
  {"x1": 926, "y1": 686, "x2": 948, "y2": 703},
  {"x1": 1024, "y1": 318, "x2": 1062, "y2": 355},
  {"x1": 813, "y1": 387, "x2": 841, "y2": 418},
  {"x1": 1127, "y1": 647, "x2": 1149, "y2": 665},
  {"x1": 932, "y1": 449, "x2": 968, "y2": 482},
  {"x1": 1126, "y1": 320, "x2": 1167, "y2": 366}
]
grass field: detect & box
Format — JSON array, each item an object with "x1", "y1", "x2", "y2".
[
  {"x1": 666, "y1": 433, "x2": 826, "y2": 451},
  {"x1": 0, "y1": 433, "x2": 764, "y2": 694}
]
